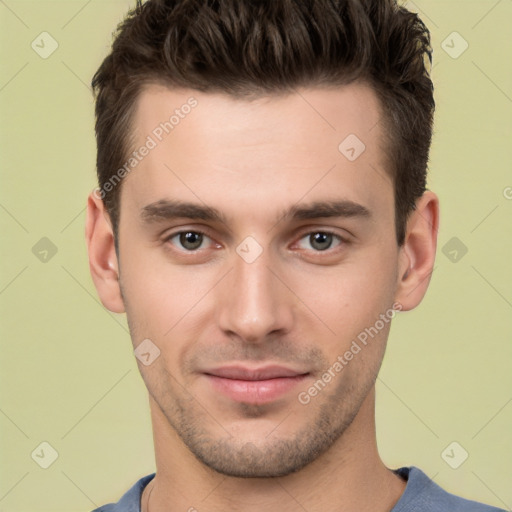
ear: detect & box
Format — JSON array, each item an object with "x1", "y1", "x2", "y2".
[
  {"x1": 85, "y1": 189, "x2": 125, "y2": 313},
  {"x1": 394, "y1": 190, "x2": 439, "y2": 311}
]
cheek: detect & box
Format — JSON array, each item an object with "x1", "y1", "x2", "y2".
[
  {"x1": 287, "y1": 254, "x2": 398, "y2": 345},
  {"x1": 120, "y1": 245, "x2": 204, "y2": 323},
  {"x1": 120, "y1": 250, "x2": 219, "y2": 377}
]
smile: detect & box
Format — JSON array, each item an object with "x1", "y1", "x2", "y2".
[{"x1": 203, "y1": 366, "x2": 310, "y2": 404}]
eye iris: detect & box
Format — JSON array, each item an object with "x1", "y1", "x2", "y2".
[
  {"x1": 180, "y1": 232, "x2": 203, "y2": 250},
  {"x1": 177, "y1": 232, "x2": 335, "y2": 251},
  {"x1": 310, "y1": 232, "x2": 332, "y2": 251}
]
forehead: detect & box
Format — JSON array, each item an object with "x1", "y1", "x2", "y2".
[
  {"x1": 132, "y1": 82, "x2": 383, "y2": 151},
  {"x1": 121, "y1": 83, "x2": 392, "y2": 224}
]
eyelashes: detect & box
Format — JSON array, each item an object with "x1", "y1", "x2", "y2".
[
  {"x1": 164, "y1": 229, "x2": 347, "y2": 255},
  {"x1": 294, "y1": 231, "x2": 344, "y2": 252}
]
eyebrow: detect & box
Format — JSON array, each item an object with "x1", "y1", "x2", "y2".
[{"x1": 140, "y1": 198, "x2": 371, "y2": 225}]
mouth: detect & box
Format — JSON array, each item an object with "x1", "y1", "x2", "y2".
[{"x1": 202, "y1": 365, "x2": 310, "y2": 404}]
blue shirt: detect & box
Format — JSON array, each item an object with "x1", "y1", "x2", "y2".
[{"x1": 91, "y1": 466, "x2": 506, "y2": 511}]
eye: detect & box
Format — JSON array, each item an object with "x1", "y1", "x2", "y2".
[
  {"x1": 164, "y1": 229, "x2": 346, "y2": 255},
  {"x1": 296, "y1": 231, "x2": 343, "y2": 252},
  {"x1": 166, "y1": 230, "x2": 212, "y2": 251}
]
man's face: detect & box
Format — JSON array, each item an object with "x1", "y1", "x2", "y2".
[{"x1": 116, "y1": 83, "x2": 402, "y2": 477}]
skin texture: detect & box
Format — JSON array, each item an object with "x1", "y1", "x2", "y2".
[{"x1": 86, "y1": 83, "x2": 439, "y2": 512}]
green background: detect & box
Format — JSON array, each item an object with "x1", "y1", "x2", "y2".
[{"x1": 1, "y1": 0, "x2": 511, "y2": 510}]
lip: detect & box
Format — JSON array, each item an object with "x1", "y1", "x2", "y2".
[{"x1": 203, "y1": 365, "x2": 309, "y2": 404}]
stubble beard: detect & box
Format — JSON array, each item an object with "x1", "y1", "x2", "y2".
[{"x1": 152, "y1": 365, "x2": 377, "y2": 478}]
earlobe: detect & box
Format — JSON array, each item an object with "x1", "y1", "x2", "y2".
[
  {"x1": 85, "y1": 189, "x2": 125, "y2": 313},
  {"x1": 395, "y1": 191, "x2": 439, "y2": 311}
]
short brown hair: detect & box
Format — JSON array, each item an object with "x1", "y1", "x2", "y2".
[{"x1": 92, "y1": 0, "x2": 434, "y2": 246}]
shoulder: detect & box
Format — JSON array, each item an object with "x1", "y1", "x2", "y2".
[
  {"x1": 90, "y1": 473, "x2": 155, "y2": 512},
  {"x1": 393, "y1": 466, "x2": 507, "y2": 512}
]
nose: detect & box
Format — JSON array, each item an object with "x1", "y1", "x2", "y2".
[{"x1": 216, "y1": 246, "x2": 294, "y2": 344}]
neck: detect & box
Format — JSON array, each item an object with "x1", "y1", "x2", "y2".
[{"x1": 144, "y1": 389, "x2": 406, "y2": 512}]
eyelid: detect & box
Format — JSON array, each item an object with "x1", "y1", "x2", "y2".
[
  {"x1": 163, "y1": 228, "x2": 218, "y2": 249},
  {"x1": 163, "y1": 227, "x2": 350, "y2": 253},
  {"x1": 294, "y1": 226, "x2": 349, "y2": 240},
  {"x1": 292, "y1": 229, "x2": 348, "y2": 252}
]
